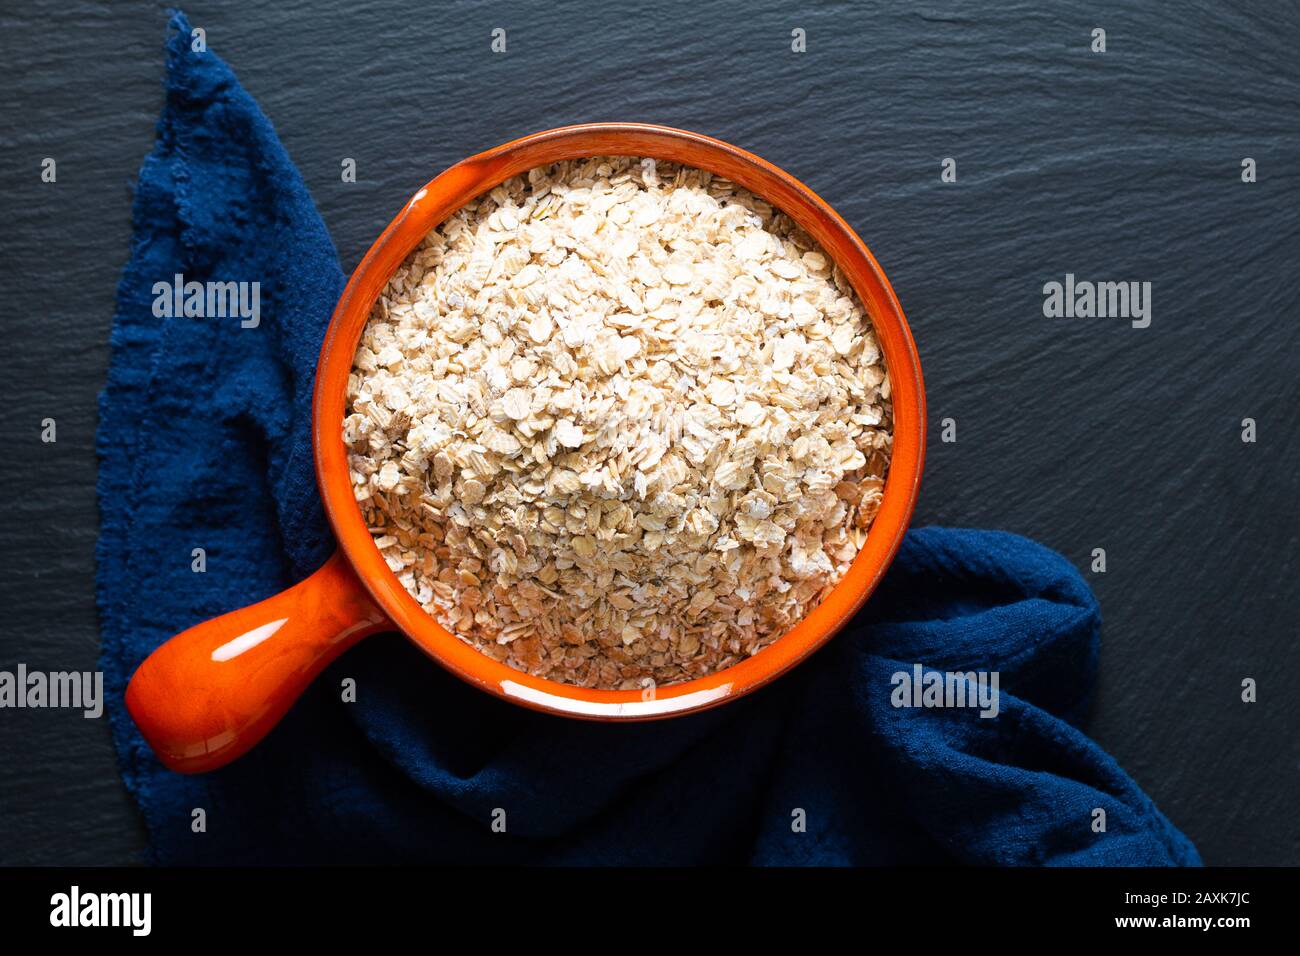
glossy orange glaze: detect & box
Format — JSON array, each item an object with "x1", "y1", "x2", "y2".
[
  {"x1": 126, "y1": 123, "x2": 926, "y2": 772},
  {"x1": 125, "y1": 552, "x2": 388, "y2": 773}
]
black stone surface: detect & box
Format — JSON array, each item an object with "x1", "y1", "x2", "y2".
[{"x1": 0, "y1": 0, "x2": 1296, "y2": 866}]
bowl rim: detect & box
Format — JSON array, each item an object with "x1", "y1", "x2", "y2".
[{"x1": 312, "y1": 122, "x2": 926, "y2": 720}]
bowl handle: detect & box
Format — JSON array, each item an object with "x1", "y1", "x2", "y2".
[{"x1": 125, "y1": 550, "x2": 391, "y2": 774}]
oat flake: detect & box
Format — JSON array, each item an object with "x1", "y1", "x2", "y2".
[{"x1": 344, "y1": 156, "x2": 892, "y2": 690}]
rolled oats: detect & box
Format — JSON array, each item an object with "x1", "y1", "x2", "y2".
[{"x1": 345, "y1": 156, "x2": 892, "y2": 690}]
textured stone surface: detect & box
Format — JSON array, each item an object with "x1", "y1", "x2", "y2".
[{"x1": 0, "y1": 0, "x2": 1295, "y2": 865}]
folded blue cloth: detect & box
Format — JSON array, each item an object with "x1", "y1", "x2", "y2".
[{"x1": 96, "y1": 12, "x2": 1200, "y2": 866}]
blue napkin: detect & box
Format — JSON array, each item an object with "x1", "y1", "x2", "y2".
[{"x1": 97, "y1": 12, "x2": 1200, "y2": 866}]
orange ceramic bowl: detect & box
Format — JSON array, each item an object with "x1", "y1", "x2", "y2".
[{"x1": 125, "y1": 123, "x2": 926, "y2": 773}]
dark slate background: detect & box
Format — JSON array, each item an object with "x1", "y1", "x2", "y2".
[{"x1": 0, "y1": 0, "x2": 1296, "y2": 866}]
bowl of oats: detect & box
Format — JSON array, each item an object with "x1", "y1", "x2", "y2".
[{"x1": 126, "y1": 123, "x2": 925, "y2": 773}]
